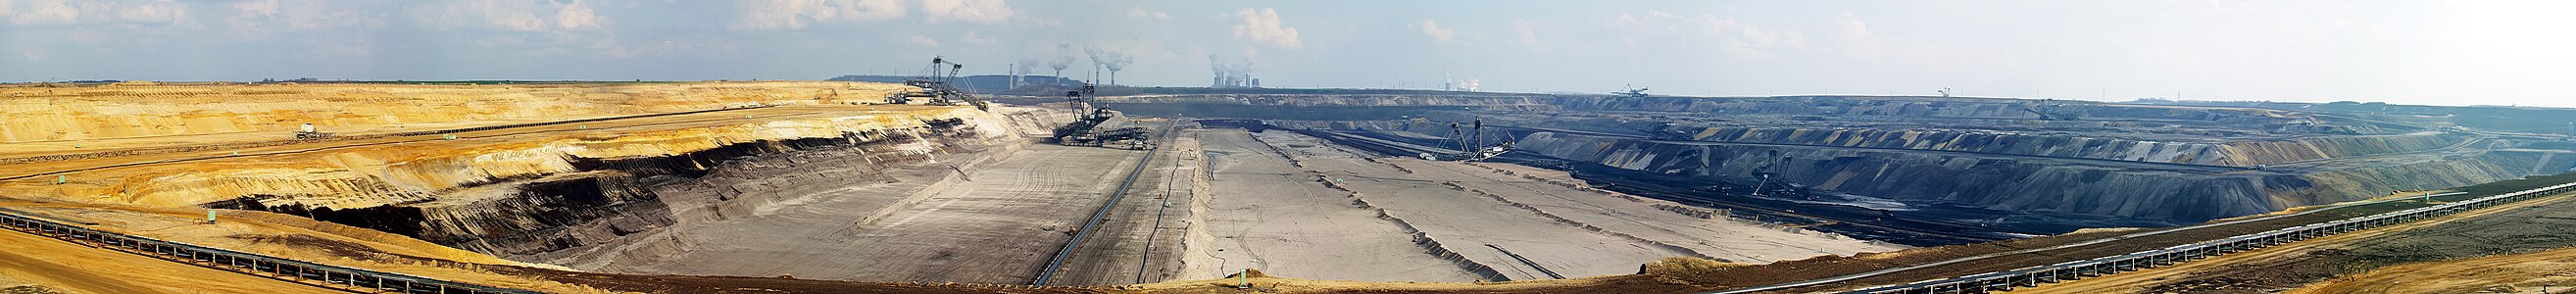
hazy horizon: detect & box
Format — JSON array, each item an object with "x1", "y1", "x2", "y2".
[{"x1": 5, "y1": 0, "x2": 2574, "y2": 108}]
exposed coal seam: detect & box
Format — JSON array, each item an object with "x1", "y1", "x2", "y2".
[
  {"x1": 207, "y1": 123, "x2": 987, "y2": 256},
  {"x1": 1359, "y1": 155, "x2": 1416, "y2": 173},
  {"x1": 1312, "y1": 173, "x2": 1513, "y2": 282},
  {"x1": 1282, "y1": 125, "x2": 1725, "y2": 265},
  {"x1": 1483, "y1": 244, "x2": 1564, "y2": 279},
  {"x1": 1457, "y1": 164, "x2": 1799, "y2": 228},
  {"x1": 1437, "y1": 181, "x2": 1724, "y2": 262},
  {"x1": 1459, "y1": 163, "x2": 1641, "y2": 201},
  {"x1": 1245, "y1": 134, "x2": 1304, "y2": 168}
]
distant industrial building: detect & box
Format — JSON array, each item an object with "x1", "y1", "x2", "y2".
[{"x1": 1213, "y1": 74, "x2": 1259, "y2": 88}]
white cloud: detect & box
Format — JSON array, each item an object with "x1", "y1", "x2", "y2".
[
  {"x1": 2, "y1": 0, "x2": 198, "y2": 26},
  {"x1": 1609, "y1": 10, "x2": 1807, "y2": 57},
  {"x1": 899, "y1": 34, "x2": 938, "y2": 47},
  {"x1": 229, "y1": 0, "x2": 278, "y2": 19},
  {"x1": 1510, "y1": 20, "x2": 1541, "y2": 50},
  {"x1": 411, "y1": 0, "x2": 604, "y2": 32},
  {"x1": 961, "y1": 31, "x2": 995, "y2": 44},
  {"x1": 1232, "y1": 8, "x2": 1301, "y2": 49},
  {"x1": 1833, "y1": 12, "x2": 1885, "y2": 58},
  {"x1": 224, "y1": 0, "x2": 383, "y2": 38},
  {"x1": 1417, "y1": 20, "x2": 1453, "y2": 43},
  {"x1": 1726, "y1": 21, "x2": 1807, "y2": 56},
  {"x1": 920, "y1": 0, "x2": 1012, "y2": 24},
  {"x1": 733, "y1": 0, "x2": 905, "y2": 30},
  {"x1": 1127, "y1": 7, "x2": 1167, "y2": 21},
  {"x1": 115, "y1": 0, "x2": 187, "y2": 24},
  {"x1": 0, "y1": 0, "x2": 80, "y2": 25},
  {"x1": 554, "y1": 0, "x2": 601, "y2": 30}
]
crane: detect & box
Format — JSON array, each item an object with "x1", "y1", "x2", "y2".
[
  {"x1": 1052, "y1": 83, "x2": 1148, "y2": 149},
  {"x1": 1418, "y1": 118, "x2": 1512, "y2": 162},
  {"x1": 2022, "y1": 100, "x2": 2082, "y2": 121},
  {"x1": 884, "y1": 56, "x2": 991, "y2": 111},
  {"x1": 1615, "y1": 84, "x2": 1651, "y2": 98}
]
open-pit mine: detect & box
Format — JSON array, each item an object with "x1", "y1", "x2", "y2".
[{"x1": 6, "y1": 80, "x2": 2576, "y2": 294}]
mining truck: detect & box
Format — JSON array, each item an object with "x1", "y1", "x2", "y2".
[{"x1": 293, "y1": 123, "x2": 333, "y2": 140}]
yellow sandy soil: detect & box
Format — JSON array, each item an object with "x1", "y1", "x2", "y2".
[
  {"x1": 0, "y1": 81, "x2": 908, "y2": 150},
  {"x1": 2287, "y1": 246, "x2": 2576, "y2": 293},
  {"x1": 1, "y1": 103, "x2": 1004, "y2": 209},
  {"x1": 0, "y1": 81, "x2": 1025, "y2": 293}
]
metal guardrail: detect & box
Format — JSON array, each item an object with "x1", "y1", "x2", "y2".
[
  {"x1": 0, "y1": 210, "x2": 539, "y2": 294},
  {"x1": 1842, "y1": 181, "x2": 2576, "y2": 294}
]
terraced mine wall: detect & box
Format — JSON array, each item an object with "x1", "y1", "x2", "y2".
[
  {"x1": 1316, "y1": 122, "x2": 2564, "y2": 223},
  {"x1": 1510, "y1": 131, "x2": 2563, "y2": 222},
  {"x1": 1099, "y1": 103, "x2": 1485, "y2": 121},
  {"x1": 1264, "y1": 120, "x2": 2461, "y2": 168},
  {"x1": 104, "y1": 107, "x2": 1041, "y2": 259},
  {"x1": 212, "y1": 128, "x2": 985, "y2": 256},
  {"x1": 1103, "y1": 94, "x2": 2316, "y2": 125},
  {"x1": 1665, "y1": 127, "x2": 2462, "y2": 167},
  {"x1": 1108, "y1": 95, "x2": 2576, "y2": 225}
]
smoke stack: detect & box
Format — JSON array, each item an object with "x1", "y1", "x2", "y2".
[
  {"x1": 1049, "y1": 43, "x2": 1076, "y2": 84},
  {"x1": 1016, "y1": 58, "x2": 1040, "y2": 88},
  {"x1": 1208, "y1": 55, "x2": 1256, "y2": 88},
  {"x1": 1085, "y1": 46, "x2": 1134, "y2": 86}
]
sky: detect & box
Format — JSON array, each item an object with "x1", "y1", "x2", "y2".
[{"x1": 3, "y1": 0, "x2": 2574, "y2": 107}]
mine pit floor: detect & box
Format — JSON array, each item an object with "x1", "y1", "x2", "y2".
[
  {"x1": 1180, "y1": 128, "x2": 1895, "y2": 284},
  {"x1": 542, "y1": 143, "x2": 1150, "y2": 284}
]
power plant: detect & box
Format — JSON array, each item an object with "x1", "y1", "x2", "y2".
[{"x1": 1210, "y1": 55, "x2": 1260, "y2": 88}]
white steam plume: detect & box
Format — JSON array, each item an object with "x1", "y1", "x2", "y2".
[
  {"x1": 1048, "y1": 43, "x2": 1076, "y2": 74},
  {"x1": 1085, "y1": 46, "x2": 1134, "y2": 72}
]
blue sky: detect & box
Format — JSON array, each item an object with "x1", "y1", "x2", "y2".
[{"x1": 3, "y1": 0, "x2": 2573, "y2": 107}]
